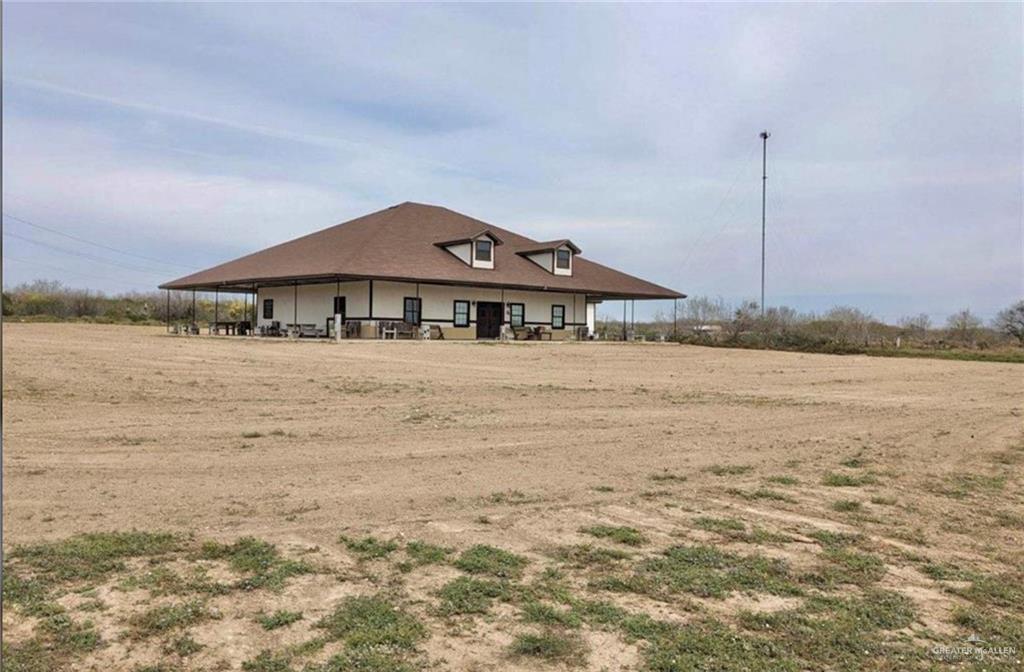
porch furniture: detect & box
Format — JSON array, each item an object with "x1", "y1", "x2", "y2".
[
  {"x1": 511, "y1": 325, "x2": 532, "y2": 340},
  {"x1": 377, "y1": 321, "x2": 419, "y2": 339},
  {"x1": 428, "y1": 325, "x2": 445, "y2": 340},
  {"x1": 287, "y1": 323, "x2": 323, "y2": 338},
  {"x1": 210, "y1": 320, "x2": 247, "y2": 336},
  {"x1": 261, "y1": 321, "x2": 283, "y2": 337},
  {"x1": 532, "y1": 326, "x2": 552, "y2": 341},
  {"x1": 344, "y1": 320, "x2": 362, "y2": 338}
]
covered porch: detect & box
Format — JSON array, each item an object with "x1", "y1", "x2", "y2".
[{"x1": 161, "y1": 275, "x2": 672, "y2": 341}]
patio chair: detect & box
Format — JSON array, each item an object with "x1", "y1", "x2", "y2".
[
  {"x1": 395, "y1": 321, "x2": 418, "y2": 339},
  {"x1": 511, "y1": 325, "x2": 532, "y2": 340},
  {"x1": 429, "y1": 324, "x2": 445, "y2": 340}
]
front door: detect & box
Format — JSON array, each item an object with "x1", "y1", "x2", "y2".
[{"x1": 476, "y1": 302, "x2": 502, "y2": 339}]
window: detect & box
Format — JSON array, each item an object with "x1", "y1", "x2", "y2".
[
  {"x1": 552, "y1": 304, "x2": 565, "y2": 329},
  {"x1": 475, "y1": 239, "x2": 492, "y2": 262},
  {"x1": 509, "y1": 303, "x2": 525, "y2": 327},
  {"x1": 403, "y1": 297, "x2": 422, "y2": 325},
  {"x1": 333, "y1": 296, "x2": 346, "y2": 318},
  {"x1": 454, "y1": 300, "x2": 470, "y2": 327},
  {"x1": 556, "y1": 249, "x2": 571, "y2": 269},
  {"x1": 263, "y1": 299, "x2": 274, "y2": 319}
]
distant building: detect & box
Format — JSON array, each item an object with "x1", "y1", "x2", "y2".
[{"x1": 160, "y1": 202, "x2": 684, "y2": 339}]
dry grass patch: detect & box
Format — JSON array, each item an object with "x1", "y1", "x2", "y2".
[
  {"x1": 454, "y1": 545, "x2": 528, "y2": 579},
  {"x1": 435, "y1": 576, "x2": 511, "y2": 615},
  {"x1": 821, "y1": 471, "x2": 877, "y2": 487},
  {"x1": 509, "y1": 629, "x2": 588, "y2": 665},
  {"x1": 339, "y1": 535, "x2": 399, "y2": 560},
  {"x1": 593, "y1": 544, "x2": 802, "y2": 600},
  {"x1": 704, "y1": 464, "x2": 755, "y2": 477},
  {"x1": 579, "y1": 525, "x2": 647, "y2": 546}
]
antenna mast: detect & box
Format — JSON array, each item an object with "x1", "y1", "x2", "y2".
[{"x1": 759, "y1": 130, "x2": 770, "y2": 317}]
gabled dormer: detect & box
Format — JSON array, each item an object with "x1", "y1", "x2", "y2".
[
  {"x1": 516, "y1": 240, "x2": 581, "y2": 276},
  {"x1": 435, "y1": 230, "x2": 504, "y2": 269}
]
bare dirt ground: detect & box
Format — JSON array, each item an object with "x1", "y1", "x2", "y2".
[{"x1": 3, "y1": 323, "x2": 1023, "y2": 671}]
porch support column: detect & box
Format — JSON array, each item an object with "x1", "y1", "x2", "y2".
[
  {"x1": 293, "y1": 283, "x2": 298, "y2": 336},
  {"x1": 192, "y1": 289, "x2": 196, "y2": 332},
  {"x1": 214, "y1": 289, "x2": 219, "y2": 335},
  {"x1": 335, "y1": 277, "x2": 342, "y2": 342},
  {"x1": 368, "y1": 280, "x2": 374, "y2": 340},
  {"x1": 622, "y1": 300, "x2": 627, "y2": 341},
  {"x1": 673, "y1": 299, "x2": 677, "y2": 340},
  {"x1": 165, "y1": 289, "x2": 170, "y2": 332}
]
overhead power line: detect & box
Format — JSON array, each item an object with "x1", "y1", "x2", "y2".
[
  {"x1": 677, "y1": 142, "x2": 759, "y2": 274},
  {"x1": 2, "y1": 212, "x2": 195, "y2": 271},
  {"x1": 3, "y1": 230, "x2": 171, "y2": 278},
  {"x1": 2, "y1": 255, "x2": 152, "y2": 288}
]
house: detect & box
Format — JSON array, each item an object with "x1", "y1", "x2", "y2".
[{"x1": 159, "y1": 202, "x2": 684, "y2": 339}]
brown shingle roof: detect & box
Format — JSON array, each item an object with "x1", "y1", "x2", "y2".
[
  {"x1": 517, "y1": 239, "x2": 582, "y2": 255},
  {"x1": 159, "y1": 202, "x2": 684, "y2": 299}
]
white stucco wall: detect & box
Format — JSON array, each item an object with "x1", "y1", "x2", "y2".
[
  {"x1": 256, "y1": 280, "x2": 589, "y2": 338},
  {"x1": 257, "y1": 280, "x2": 370, "y2": 328}
]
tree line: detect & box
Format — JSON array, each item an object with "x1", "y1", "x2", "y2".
[
  {"x1": 4, "y1": 280, "x2": 1022, "y2": 352},
  {"x1": 1, "y1": 280, "x2": 251, "y2": 324},
  {"x1": 598, "y1": 295, "x2": 1024, "y2": 351}
]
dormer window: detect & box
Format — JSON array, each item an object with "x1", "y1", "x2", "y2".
[
  {"x1": 517, "y1": 239, "x2": 580, "y2": 277},
  {"x1": 435, "y1": 229, "x2": 503, "y2": 270},
  {"x1": 475, "y1": 239, "x2": 492, "y2": 263}
]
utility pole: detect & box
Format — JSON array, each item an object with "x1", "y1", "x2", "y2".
[{"x1": 760, "y1": 130, "x2": 770, "y2": 317}]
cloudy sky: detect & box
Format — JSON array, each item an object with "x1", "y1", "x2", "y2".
[{"x1": 2, "y1": 3, "x2": 1020, "y2": 321}]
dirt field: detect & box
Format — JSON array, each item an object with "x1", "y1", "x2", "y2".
[{"x1": 3, "y1": 323, "x2": 1023, "y2": 671}]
